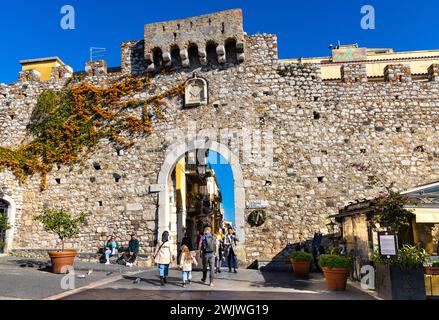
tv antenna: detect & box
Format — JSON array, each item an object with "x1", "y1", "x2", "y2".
[
  {"x1": 328, "y1": 41, "x2": 342, "y2": 50},
  {"x1": 90, "y1": 47, "x2": 107, "y2": 61}
]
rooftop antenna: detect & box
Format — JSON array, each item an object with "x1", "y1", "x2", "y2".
[{"x1": 90, "y1": 47, "x2": 107, "y2": 61}]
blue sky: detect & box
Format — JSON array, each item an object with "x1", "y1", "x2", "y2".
[
  {"x1": 1, "y1": 1, "x2": 439, "y2": 84},
  {"x1": 207, "y1": 152, "x2": 235, "y2": 225}
]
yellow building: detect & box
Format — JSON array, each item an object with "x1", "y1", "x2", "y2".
[
  {"x1": 20, "y1": 57, "x2": 72, "y2": 81},
  {"x1": 175, "y1": 157, "x2": 187, "y2": 213},
  {"x1": 282, "y1": 44, "x2": 439, "y2": 80}
]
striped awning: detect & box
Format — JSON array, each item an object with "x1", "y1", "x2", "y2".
[{"x1": 408, "y1": 208, "x2": 439, "y2": 223}]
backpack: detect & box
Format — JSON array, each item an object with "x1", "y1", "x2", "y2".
[{"x1": 202, "y1": 234, "x2": 215, "y2": 253}]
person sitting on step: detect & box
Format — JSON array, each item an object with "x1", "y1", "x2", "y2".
[
  {"x1": 121, "y1": 233, "x2": 140, "y2": 267},
  {"x1": 104, "y1": 235, "x2": 120, "y2": 265}
]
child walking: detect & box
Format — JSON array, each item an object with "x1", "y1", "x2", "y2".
[{"x1": 180, "y1": 245, "x2": 198, "y2": 288}]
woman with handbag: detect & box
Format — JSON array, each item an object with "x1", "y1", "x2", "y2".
[{"x1": 154, "y1": 231, "x2": 173, "y2": 286}]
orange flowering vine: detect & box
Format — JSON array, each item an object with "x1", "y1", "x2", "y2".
[{"x1": 0, "y1": 76, "x2": 184, "y2": 190}]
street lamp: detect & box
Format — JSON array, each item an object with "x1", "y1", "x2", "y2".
[
  {"x1": 197, "y1": 163, "x2": 206, "y2": 179},
  {"x1": 327, "y1": 219, "x2": 338, "y2": 240}
]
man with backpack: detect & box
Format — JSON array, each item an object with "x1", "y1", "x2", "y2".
[{"x1": 198, "y1": 224, "x2": 218, "y2": 287}]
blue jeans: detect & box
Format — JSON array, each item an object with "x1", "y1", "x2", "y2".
[
  {"x1": 228, "y1": 251, "x2": 237, "y2": 270},
  {"x1": 105, "y1": 249, "x2": 112, "y2": 261},
  {"x1": 105, "y1": 249, "x2": 117, "y2": 261},
  {"x1": 182, "y1": 271, "x2": 192, "y2": 282},
  {"x1": 159, "y1": 264, "x2": 169, "y2": 277}
]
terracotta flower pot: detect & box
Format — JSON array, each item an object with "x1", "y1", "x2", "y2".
[
  {"x1": 322, "y1": 267, "x2": 350, "y2": 291},
  {"x1": 48, "y1": 250, "x2": 77, "y2": 274},
  {"x1": 291, "y1": 259, "x2": 311, "y2": 278}
]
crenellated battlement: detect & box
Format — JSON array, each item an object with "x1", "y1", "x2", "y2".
[{"x1": 143, "y1": 9, "x2": 245, "y2": 72}]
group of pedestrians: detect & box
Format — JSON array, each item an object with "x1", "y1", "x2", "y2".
[{"x1": 153, "y1": 225, "x2": 239, "y2": 287}]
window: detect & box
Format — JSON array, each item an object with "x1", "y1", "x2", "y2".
[
  {"x1": 152, "y1": 48, "x2": 164, "y2": 71},
  {"x1": 171, "y1": 46, "x2": 182, "y2": 68},
  {"x1": 225, "y1": 39, "x2": 237, "y2": 64},
  {"x1": 313, "y1": 111, "x2": 320, "y2": 120},
  {"x1": 206, "y1": 43, "x2": 218, "y2": 66},
  {"x1": 188, "y1": 44, "x2": 201, "y2": 68}
]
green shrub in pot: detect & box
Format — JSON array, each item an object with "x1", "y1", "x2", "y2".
[
  {"x1": 318, "y1": 254, "x2": 352, "y2": 290},
  {"x1": 289, "y1": 251, "x2": 313, "y2": 262},
  {"x1": 372, "y1": 245, "x2": 429, "y2": 269},
  {"x1": 318, "y1": 254, "x2": 352, "y2": 269}
]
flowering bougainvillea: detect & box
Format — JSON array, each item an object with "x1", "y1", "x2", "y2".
[{"x1": 0, "y1": 76, "x2": 184, "y2": 190}]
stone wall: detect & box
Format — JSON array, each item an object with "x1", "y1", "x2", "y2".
[
  {"x1": 2, "y1": 11, "x2": 439, "y2": 266},
  {"x1": 143, "y1": 9, "x2": 245, "y2": 70},
  {"x1": 341, "y1": 63, "x2": 367, "y2": 83},
  {"x1": 121, "y1": 40, "x2": 147, "y2": 75}
]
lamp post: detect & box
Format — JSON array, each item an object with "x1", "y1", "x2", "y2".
[
  {"x1": 327, "y1": 219, "x2": 338, "y2": 241},
  {"x1": 197, "y1": 163, "x2": 206, "y2": 179}
]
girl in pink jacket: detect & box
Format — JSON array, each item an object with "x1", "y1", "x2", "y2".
[{"x1": 179, "y1": 245, "x2": 198, "y2": 288}]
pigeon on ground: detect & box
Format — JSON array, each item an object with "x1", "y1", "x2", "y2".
[{"x1": 133, "y1": 278, "x2": 141, "y2": 284}]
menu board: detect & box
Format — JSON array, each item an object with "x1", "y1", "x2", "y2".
[{"x1": 378, "y1": 232, "x2": 398, "y2": 258}]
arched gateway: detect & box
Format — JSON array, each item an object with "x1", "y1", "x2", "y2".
[{"x1": 155, "y1": 139, "x2": 245, "y2": 256}]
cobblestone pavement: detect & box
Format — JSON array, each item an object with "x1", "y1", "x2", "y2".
[{"x1": 61, "y1": 268, "x2": 376, "y2": 300}]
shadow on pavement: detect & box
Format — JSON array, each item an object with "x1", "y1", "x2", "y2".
[
  {"x1": 256, "y1": 270, "x2": 322, "y2": 290},
  {"x1": 8, "y1": 259, "x2": 53, "y2": 273},
  {"x1": 123, "y1": 275, "x2": 187, "y2": 288}
]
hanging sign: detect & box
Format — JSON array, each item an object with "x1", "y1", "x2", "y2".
[{"x1": 332, "y1": 48, "x2": 367, "y2": 62}]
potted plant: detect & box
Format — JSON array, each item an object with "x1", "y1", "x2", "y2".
[
  {"x1": 424, "y1": 260, "x2": 439, "y2": 275},
  {"x1": 373, "y1": 245, "x2": 429, "y2": 300},
  {"x1": 318, "y1": 254, "x2": 352, "y2": 291},
  {"x1": 35, "y1": 208, "x2": 89, "y2": 274},
  {"x1": 289, "y1": 251, "x2": 313, "y2": 278}
]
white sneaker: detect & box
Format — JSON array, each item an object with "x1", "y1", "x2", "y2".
[{"x1": 105, "y1": 261, "x2": 110, "y2": 265}]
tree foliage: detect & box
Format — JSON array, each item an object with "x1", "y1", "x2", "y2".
[
  {"x1": 34, "y1": 208, "x2": 89, "y2": 251},
  {"x1": 372, "y1": 183, "x2": 415, "y2": 233},
  {"x1": 0, "y1": 211, "x2": 10, "y2": 232}
]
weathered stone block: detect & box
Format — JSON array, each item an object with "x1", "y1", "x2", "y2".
[
  {"x1": 18, "y1": 69, "x2": 40, "y2": 82},
  {"x1": 341, "y1": 63, "x2": 367, "y2": 83},
  {"x1": 428, "y1": 64, "x2": 439, "y2": 82},
  {"x1": 51, "y1": 65, "x2": 73, "y2": 81},
  {"x1": 85, "y1": 60, "x2": 108, "y2": 76},
  {"x1": 384, "y1": 64, "x2": 412, "y2": 82}
]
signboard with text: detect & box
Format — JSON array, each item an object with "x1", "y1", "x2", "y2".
[
  {"x1": 378, "y1": 232, "x2": 398, "y2": 258},
  {"x1": 332, "y1": 48, "x2": 367, "y2": 62}
]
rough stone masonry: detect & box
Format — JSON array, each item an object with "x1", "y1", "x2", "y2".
[{"x1": 1, "y1": 9, "x2": 439, "y2": 266}]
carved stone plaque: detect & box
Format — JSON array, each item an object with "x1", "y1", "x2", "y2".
[{"x1": 184, "y1": 74, "x2": 208, "y2": 107}]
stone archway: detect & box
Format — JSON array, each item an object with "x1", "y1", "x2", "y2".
[
  {"x1": 0, "y1": 195, "x2": 16, "y2": 254},
  {"x1": 155, "y1": 139, "x2": 245, "y2": 255}
]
